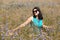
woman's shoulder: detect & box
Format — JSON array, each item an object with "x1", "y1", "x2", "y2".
[
  {"x1": 29, "y1": 16, "x2": 33, "y2": 19},
  {"x1": 28, "y1": 16, "x2": 33, "y2": 21}
]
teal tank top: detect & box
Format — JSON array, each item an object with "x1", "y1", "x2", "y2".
[{"x1": 31, "y1": 17, "x2": 43, "y2": 29}]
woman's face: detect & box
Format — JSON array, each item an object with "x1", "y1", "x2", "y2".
[{"x1": 33, "y1": 9, "x2": 39, "y2": 16}]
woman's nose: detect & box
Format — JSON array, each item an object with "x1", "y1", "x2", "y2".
[{"x1": 34, "y1": 12, "x2": 37, "y2": 14}]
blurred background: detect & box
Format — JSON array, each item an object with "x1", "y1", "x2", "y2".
[{"x1": 0, "y1": 0, "x2": 60, "y2": 40}]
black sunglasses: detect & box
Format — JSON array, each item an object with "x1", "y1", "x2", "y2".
[{"x1": 33, "y1": 10, "x2": 37, "y2": 13}]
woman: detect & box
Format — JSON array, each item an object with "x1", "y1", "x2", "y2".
[{"x1": 8, "y1": 7, "x2": 49, "y2": 37}]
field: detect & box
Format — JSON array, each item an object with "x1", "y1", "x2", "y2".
[{"x1": 0, "y1": 0, "x2": 60, "y2": 40}]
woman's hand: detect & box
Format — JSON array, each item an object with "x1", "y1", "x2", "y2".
[
  {"x1": 6, "y1": 30, "x2": 14, "y2": 36},
  {"x1": 43, "y1": 25, "x2": 48, "y2": 28},
  {"x1": 43, "y1": 25, "x2": 54, "y2": 33}
]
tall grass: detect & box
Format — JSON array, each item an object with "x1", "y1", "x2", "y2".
[{"x1": 0, "y1": 0, "x2": 60, "y2": 40}]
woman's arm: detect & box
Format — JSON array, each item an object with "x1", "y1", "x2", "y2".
[
  {"x1": 43, "y1": 22, "x2": 49, "y2": 28},
  {"x1": 43, "y1": 25, "x2": 48, "y2": 28},
  {"x1": 43, "y1": 22, "x2": 51, "y2": 28},
  {"x1": 12, "y1": 16, "x2": 33, "y2": 32}
]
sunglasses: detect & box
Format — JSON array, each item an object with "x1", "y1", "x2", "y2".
[{"x1": 33, "y1": 10, "x2": 37, "y2": 13}]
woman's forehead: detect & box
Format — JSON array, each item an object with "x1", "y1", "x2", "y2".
[{"x1": 34, "y1": 9, "x2": 37, "y2": 11}]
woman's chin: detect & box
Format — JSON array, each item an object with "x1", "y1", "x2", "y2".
[{"x1": 35, "y1": 15, "x2": 38, "y2": 16}]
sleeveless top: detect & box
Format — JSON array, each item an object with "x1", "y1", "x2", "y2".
[{"x1": 31, "y1": 17, "x2": 43, "y2": 30}]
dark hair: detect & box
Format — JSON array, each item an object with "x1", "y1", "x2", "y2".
[{"x1": 32, "y1": 7, "x2": 43, "y2": 20}]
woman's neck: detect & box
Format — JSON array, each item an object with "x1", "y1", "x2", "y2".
[{"x1": 36, "y1": 16, "x2": 39, "y2": 20}]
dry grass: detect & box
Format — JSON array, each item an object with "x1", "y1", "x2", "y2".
[{"x1": 0, "y1": 0, "x2": 60, "y2": 40}]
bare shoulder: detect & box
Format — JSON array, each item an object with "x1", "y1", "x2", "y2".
[
  {"x1": 27, "y1": 16, "x2": 33, "y2": 21},
  {"x1": 29, "y1": 16, "x2": 33, "y2": 20}
]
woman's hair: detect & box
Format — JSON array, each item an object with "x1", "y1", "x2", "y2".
[{"x1": 32, "y1": 7, "x2": 43, "y2": 20}]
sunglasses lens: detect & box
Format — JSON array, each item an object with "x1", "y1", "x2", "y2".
[{"x1": 33, "y1": 10, "x2": 37, "y2": 12}]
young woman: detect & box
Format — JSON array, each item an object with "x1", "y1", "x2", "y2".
[{"x1": 8, "y1": 7, "x2": 49, "y2": 37}]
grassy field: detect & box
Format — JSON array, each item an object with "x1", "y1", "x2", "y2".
[{"x1": 0, "y1": 0, "x2": 60, "y2": 40}]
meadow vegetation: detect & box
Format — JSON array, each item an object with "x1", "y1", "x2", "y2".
[{"x1": 0, "y1": 0, "x2": 60, "y2": 40}]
